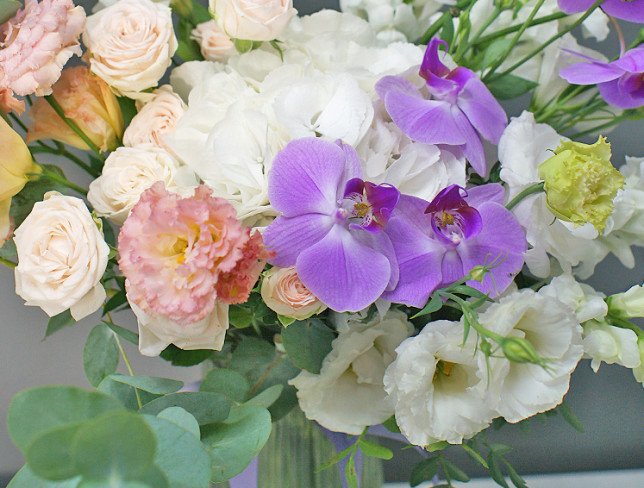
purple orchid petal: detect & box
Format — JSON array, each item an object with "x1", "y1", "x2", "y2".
[
  {"x1": 268, "y1": 138, "x2": 362, "y2": 217},
  {"x1": 441, "y1": 250, "x2": 465, "y2": 286},
  {"x1": 344, "y1": 177, "x2": 365, "y2": 197},
  {"x1": 465, "y1": 183, "x2": 506, "y2": 207},
  {"x1": 337, "y1": 141, "x2": 365, "y2": 184},
  {"x1": 457, "y1": 202, "x2": 527, "y2": 297},
  {"x1": 425, "y1": 71, "x2": 461, "y2": 100},
  {"x1": 451, "y1": 107, "x2": 488, "y2": 177},
  {"x1": 353, "y1": 228, "x2": 399, "y2": 291},
  {"x1": 375, "y1": 75, "x2": 422, "y2": 101},
  {"x1": 599, "y1": 76, "x2": 644, "y2": 109},
  {"x1": 558, "y1": 0, "x2": 644, "y2": 23},
  {"x1": 364, "y1": 182, "x2": 400, "y2": 227},
  {"x1": 296, "y1": 225, "x2": 392, "y2": 312},
  {"x1": 264, "y1": 213, "x2": 335, "y2": 267},
  {"x1": 559, "y1": 59, "x2": 624, "y2": 85},
  {"x1": 382, "y1": 90, "x2": 467, "y2": 145},
  {"x1": 426, "y1": 185, "x2": 466, "y2": 213},
  {"x1": 612, "y1": 46, "x2": 644, "y2": 73},
  {"x1": 420, "y1": 38, "x2": 451, "y2": 80},
  {"x1": 457, "y1": 75, "x2": 508, "y2": 145}
]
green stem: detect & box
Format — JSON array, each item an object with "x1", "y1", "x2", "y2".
[
  {"x1": 484, "y1": 0, "x2": 547, "y2": 80},
  {"x1": 467, "y1": 5, "x2": 501, "y2": 47},
  {"x1": 607, "y1": 316, "x2": 644, "y2": 339},
  {"x1": 569, "y1": 118, "x2": 622, "y2": 139},
  {"x1": 0, "y1": 256, "x2": 17, "y2": 268},
  {"x1": 29, "y1": 145, "x2": 100, "y2": 177},
  {"x1": 418, "y1": 10, "x2": 451, "y2": 44},
  {"x1": 474, "y1": 12, "x2": 567, "y2": 45},
  {"x1": 506, "y1": 182, "x2": 545, "y2": 210},
  {"x1": 114, "y1": 333, "x2": 143, "y2": 409},
  {"x1": 40, "y1": 169, "x2": 88, "y2": 196},
  {"x1": 487, "y1": 0, "x2": 604, "y2": 82},
  {"x1": 44, "y1": 95, "x2": 104, "y2": 159}
]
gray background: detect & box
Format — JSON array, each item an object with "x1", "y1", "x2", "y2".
[{"x1": 1, "y1": 0, "x2": 642, "y2": 484}]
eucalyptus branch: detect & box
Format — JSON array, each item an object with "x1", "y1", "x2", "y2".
[{"x1": 114, "y1": 334, "x2": 143, "y2": 409}]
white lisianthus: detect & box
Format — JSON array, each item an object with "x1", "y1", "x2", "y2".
[
  {"x1": 608, "y1": 284, "x2": 644, "y2": 319},
  {"x1": 191, "y1": 20, "x2": 236, "y2": 62},
  {"x1": 290, "y1": 310, "x2": 413, "y2": 435},
  {"x1": 478, "y1": 289, "x2": 583, "y2": 423},
  {"x1": 88, "y1": 145, "x2": 197, "y2": 225},
  {"x1": 539, "y1": 274, "x2": 607, "y2": 324},
  {"x1": 83, "y1": 0, "x2": 177, "y2": 97},
  {"x1": 123, "y1": 86, "x2": 187, "y2": 150},
  {"x1": 633, "y1": 340, "x2": 644, "y2": 384},
  {"x1": 384, "y1": 320, "x2": 495, "y2": 446},
  {"x1": 498, "y1": 111, "x2": 606, "y2": 278},
  {"x1": 211, "y1": 0, "x2": 297, "y2": 42},
  {"x1": 581, "y1": 320, "x2": 640, "y2": 373},
  {"x1": 129, "y1": 297, "x2": 229, "y2": 357},
  {"x1": 14, "y1": 192, "x2": 109, "y2": 320},
  {"x1": 273, "y1": 73, "x2": 374, "y2": 146}
]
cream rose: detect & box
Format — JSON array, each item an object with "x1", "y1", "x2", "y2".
[
  {"x1": 14, "y1": 192, "x2": 109, "y2": 320},
  {"x1": 261, "y1": 266, "x2": 326, "y2": 320},
  {"x1": 211, "y1": 0, "x2": 297, "y2": 42},
  {"x1": 83, "y1": 0, "x2": 177, "y2": 96},
  {"x1": 88, "y1": 145, "x2": 197, "y2": 225},
  {"x1": 130, "y1": 297, "x2": 229, "y2": 357},
  {"x1": 191, "y1": 20, "x2": 236, "y2": 62},
  {"x1": 123, "y1": 86, "x2": 186, "y2": 150}
]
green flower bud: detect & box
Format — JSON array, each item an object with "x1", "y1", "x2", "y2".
[
  {"x1": 538, "y1": 136, "x2": 624, "y2": 233},
  {"x1": 501, "y1": 336, "x2": 544, "y2": 365},
  {"x1": 607, "y1": 284, "x2": 644, "y2": 319}
]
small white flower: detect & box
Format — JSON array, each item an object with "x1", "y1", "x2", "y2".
[
  {"x1": 539, "y1": 274, "x2": 607, "y2": 324},
  {"x1": 479, "y1": 288, "x2": 583, "y2": 423},
  {"x1": 14, "y1": 193, "x2": 109, "y2": 320},
  {"x1": 582, "y1": 320, "x2": 640, "y2": 373},
  {"x1": 384, "y1": 320, "x2": 495, "y2": 445},
  {"x1": 290, "y1": 310, "x2": 413, "y2": 435},
  {"x1": 608, "y1": 284, "x2": 644, "y2": 319}
]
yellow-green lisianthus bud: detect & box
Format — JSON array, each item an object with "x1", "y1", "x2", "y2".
[
  {"x1": 538, "y1": 136, "x2": 624, "y2": 233},
  {"x1": 607, "y1": 284, "x2": 644, "y2": 319},
  {"x1": 501, "y1": 336, "x2": 545, "y2": 366}
]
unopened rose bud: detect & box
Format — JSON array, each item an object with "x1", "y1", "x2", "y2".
[
  {"x1": 607, "y1": 285, "x2": 644, "y2": 319},
  {"x1": 260, "y1": 266, "x2": 327, "y2": 322}
]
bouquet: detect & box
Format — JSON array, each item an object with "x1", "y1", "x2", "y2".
[{"x1": 1, "y1": 0, "x2": 642, "y2": 486}]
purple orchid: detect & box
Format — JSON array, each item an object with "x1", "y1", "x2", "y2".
[
  {"x1": 264, "y1": 137, "x2": 400, "y2": 312},
  {"x1": 382, "y1": 184, "x2": 527, "y2": 308},
  {"x1": 375, "y1": 38, "x2": 507, "y2": 178},
  {"x1": 559, "y1": 46, "x2": 644, "y2": 109},
  {"x1": 558, "y1": 0, "x2": 644, "y2": 24}
]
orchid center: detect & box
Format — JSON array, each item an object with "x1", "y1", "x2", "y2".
[
  {"x1": 339, "y1": 178, "x2": 400, "y2": 232},
  {"x1": 426, "y1": 185, "x2": 483, "y2": 246}
]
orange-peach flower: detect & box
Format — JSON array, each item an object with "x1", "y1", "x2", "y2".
[
  {"x1": 260, "y1": 266, "x2": 327, "y2": 320},
  {"x1": 0, "y1": 89, "x2": 24, "y2": 114},
  {"x1": 26, "y1": 66, "x2": 124, "y2": 152}
]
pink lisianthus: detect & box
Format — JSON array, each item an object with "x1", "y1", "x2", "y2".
[
  {"x1": 0, "y1": 0, "x2": 86, "y2": 97},
  {"x1": 119, "y1": 182, "x2": 262, "y2": 325}
]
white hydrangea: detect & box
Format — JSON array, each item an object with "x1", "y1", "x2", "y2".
[
  {"x1": 290, "y1": 310, "x2": 413, "y2": 435},
  {"x1": 479, "y1": 288, "x2": 583, "y2": 423},
  {"x1": 384, "y1": 320, "x2": 495, "y2": 445}
]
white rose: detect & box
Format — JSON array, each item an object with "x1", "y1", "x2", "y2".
[
  {"x1": 260, "y1": 266, "x2": 326, "y2": 320},
  {"x1": 14, "y1": 192, "x2": 109, "y2": 320},
  {"x1": 83, "y1": 0, "x2": 177, "y2": 96},
  {"x1": 88, "y1": 145, "x2": 197, "y2": 225},
  {"x1": 130, "y1": 297, "x2": 229, "y2": 357},
  {"x1": 191, "y1": 20, "x2": 236, "y2": 62},
  {"x1": 123, "y1": 86, "x2": 187, "y2": 150},
  {"x1": 582, "y1": 320, "x2": 640, "y2": 373},
  {"x1": 479, "y1": 289, "x2": 583, "y2": 423},
  {"x1": 290, "y1": 310, "x2": 413, "y2": 434},
  {"x1": 212, "y1": 0, "x2": 297, "y2": 42}
]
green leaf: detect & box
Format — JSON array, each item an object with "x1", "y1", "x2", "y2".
[
  {"x1": 382, "y1": 416, "x2": 400, "y2": 433},
  {"x1": 83, "y1": 324, "x2": 119, "y2": 387},
  {"x1": 228, "y1": 305, "x2": 254, "y2": 329},
  {"x1": 189, "y1": 2, "x2": 212, "y2": 24},
  {"x1": 0, "y1": 0, "x2": 22, "y2": 24},
  {"x1": 176, "y1": 19, "x2": 203, "y2": 62},
  {"x1": 442, "y1": 459, "x2": 470, "y2": 482},
  {"x1": 281, "y1": 318, "x2": 335, "y2": 374},
  {"x1": 7, "y1": 386, "x2": 123, "y2": 453},
  {"x1": 244, "y1": 384, "x2": 283, "y2": 409},
  {"x1": 109, "y1": 374, "x2": 184, "y2": 395},
  {"x1": 0, "y1": 238, "x2": 17, "y2": 263},
  {"x1": 558, "y1": 402, "x2": 584, "y2": 433},
  {"x1": 487, "y1": 74, "x2": 538, "y2": 100},
  {"x1": 427, "y1": 440, "x2": 449, "y2": 452},
  {"x1": 157, "y1": 407, "x2": 200, "y2": 439},
  {"x1": 97, "y1": 376, "x2": 160, "y2": 410},
  {"x1": 503, "y1": 460, "x2": 528, "y2": 488},
  {"x1": 277, "y1": 314, "x2": 296, "y2": 327},
  {"x1": 412, "y1": 293, "x2": 443, "y2": 318},
  {"x1": 489, "y1": 443, "x2": 513, "y2": 455},
  {"x1": 440, "y1": 16, "x2": 455, "y2": 46},
  {"x1": 7, "y1": 465, "x2": 80, "y2": 488},
  {"x1": 139, "y1": 392, "x2": 231, "y2": 425},
  {"x1": 358, "y1": 438, "x2": 393, "y2": 460},
  {"x1": 160, "y1": 344, "x2": 213, "y2": 366},
  {"x1": 487, "y1": 453, "x2": 510, "y2": 488},
  {"x1": 144, "y1": 416, "x2": 211, "y2": 488},
  {"x1": 480, "y1": 38, "x2": 513, "y2": 70},
  {"x1": 104, "y1": 321, "x2": 139, "y2": 345},
  {"x1": 462, "y1": 442, "x2": 488, "y2": 469},
  {"x1": 409, "y1": 457, "x2": 440, "y2": 487},
  {"x1": 25, "y1": 423, "x2": 83, "y2": 481},
  {"x1": 202, "y1": 406, "x2": 272, "y2": 482},
  {"x1": 71, "y1": 411, "x2": 156, "y2": 482},
  {"x1": 117, "y1": 96, "x2": 137, "y2": 128},
  {"x1": 345, "y1": 456, "x2": 358, "y2": 488},
  {"x1": 10, "y1": 168, "x2": 69, "y2": 229},
  {"x1": 103, "y1": 290, "x2": 128, "y2": 315},
  {"x1": 45, "y1": 310, "x2": 74, "y2": 338},
  {"x1": 317, "y1": 445, "x2": 354, "y2": 472},
  {"x1": 200, "y1": 368, "x2": 250, "y2": 403}
]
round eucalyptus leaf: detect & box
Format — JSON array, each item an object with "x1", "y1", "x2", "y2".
[
  {"x1": 200, "y1": 368, "x2": 250, "y2": 403},
  {"x1": 157, "y1": 407, "x2": 200, "y2": 438},
  {"x1": 83, "y1": 324, "x2": 119, "y2": 388},
  {"x1": 26, "y1": 423, "x2": 83, "y2": 481},
  {"x1": 7, "y1": 465, "x2": 80, "y2": 488},
  {"x1": 139, "y1": 392, "x2": 231, "y2": 425}
]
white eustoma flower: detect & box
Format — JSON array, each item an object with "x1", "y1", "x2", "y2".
[
  {"x1": 539, "y1": 274, "x2": 607, "y2": 324},
  {"x1": 479, "y1": 288, "x2": 583, "y2": 423},
  {"x1": 14, "y1": 193, "x2": 109, "y2": 320},
  {"x1": 499, "y1": 111, "x2": 606, "y2": 278},
  {"x1": 384, "y1": 320, "x2": 495, "y2": 445},
  {"x1": 633, "y1": 340, "x2": 644, "y2": 384},
  {"x1": 608, "y1": 284, "x2": 644, "y2": 319},
  {"x1": 582, "y1": 320, "x2": 640, "y2": 373},
  {"x1": 290, "y1": 310, "x2": 413, "y2": 435}
]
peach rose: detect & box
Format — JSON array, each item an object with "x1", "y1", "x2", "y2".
[
  {"x1": 123, "y1": 85, "x2": 186, "y2": 149},
  {"x1": 0, "y1": 0, "x2": 86, "y2": 96},
  {"x1": 83, "y1": 0, "x2": 177, "y2": 97},
  {"x1": 261, "y1": 266, "x2": 326, "y2": 320},
  {"x1": 211, "y1": 0, "x2": 296, "y2": 42},
  {"x1": 27, "y1": 66, "x2": 124, "y2": 152},
  {"x1": 191, "y1": 20, "x2": 236, "y2": 62}
]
